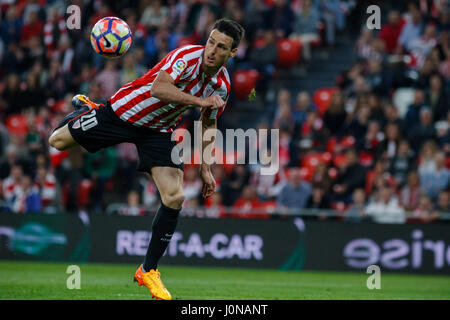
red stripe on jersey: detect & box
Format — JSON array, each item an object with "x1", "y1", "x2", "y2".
[{"x1": 114, "y1": 88, "x2": 152, "y2": 117}]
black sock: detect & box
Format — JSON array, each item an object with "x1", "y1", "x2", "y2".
[
  {"x1": 143, "y1": 203, "x2": 181, "y2": 271},
  {"x1": 52, "y1": 106, "x2": 89, "y2": 133}
]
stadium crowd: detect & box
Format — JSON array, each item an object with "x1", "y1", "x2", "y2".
[{"x1": 0, "y1": 0, "x2": 448, "y2": 224}]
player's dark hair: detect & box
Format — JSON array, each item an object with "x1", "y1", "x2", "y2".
[{"x1": 213, "y1": 18, "x2": 245, "y2": 49}]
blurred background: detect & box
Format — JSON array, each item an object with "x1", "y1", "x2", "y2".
[{"x1": 0, "y1": 0, "x2": 449, "y2": 226}]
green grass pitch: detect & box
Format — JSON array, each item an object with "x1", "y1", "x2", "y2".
[{"x1": 0, "y1": 261, "x2": 449, "y2": 300}]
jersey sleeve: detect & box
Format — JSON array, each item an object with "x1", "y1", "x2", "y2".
[{"x1": 159, "y1": 46, "x2": 198, "y2": 84}]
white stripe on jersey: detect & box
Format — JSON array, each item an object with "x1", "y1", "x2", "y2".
[
  {"x1": 111, "y1": 84, "x2": 152, "y2": 112},
  {"x1": 120, "y1": 96, "x2": 160, "y2": 121}
]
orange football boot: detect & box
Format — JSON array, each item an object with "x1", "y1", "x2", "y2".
[{"x1": 134, "y1": 265, "x2": 172, "y2": 300}]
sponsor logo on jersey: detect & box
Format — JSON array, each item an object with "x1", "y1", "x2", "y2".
[{"x1": 174, "y1": 59, "x2": 187, "y2": 73}]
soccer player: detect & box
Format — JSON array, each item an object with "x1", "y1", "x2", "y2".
[{"x1": 49, "y1": 19, "x2": 244, "y2": 300}]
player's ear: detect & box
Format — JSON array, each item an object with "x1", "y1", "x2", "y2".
[{"x1": 230, "y1": 47, "x2": 238, "y2": 58}]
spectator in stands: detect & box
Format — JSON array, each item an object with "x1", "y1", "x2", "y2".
[
  {"x1": 408, "y1": 24, "x2": 438, "y2": 69},
  {"x1": 355, "y1": 27, "x2": 374, "y2": 60},
  {"x1": 2, "y1": 164, "x2": 23, "y2": 204},
  {"x1": 83, "y1": 148, "x2": 118, "y2": 213},
  {"x1": 377, "y1": 122, "x2": 402, "y2": 160},
  {"x1": 435, "y1": 119, "x2": 449, "y2": 150},
  {"x1": 34, "y1": 165, "x2": 60, "y2": 213},
  {"x1": 95, "y1": 59, "x2": 120, "y2": 101},
  {"x1": 232, "y1": 185, "x2": 268, "y2": 219},
  {"x1": 418, "y1": 140, "x2": 438, "y2": 176},
  {"x1": 319, "y1": 0, "x2": 345, "y2": 48},
  {"x1": 267, "y1": 89, "x2": 291, "y2": 126},
  {"x1": 292, "y1": 91, "x2": 317, "y2": 128},
  {"x1": 140, "y1": 0, "x2": 169, "y2": 32},
  {"x1": 118, "y1": 190, "x2": 145, "y2": 216},
  {"x1": 345, "y1": 188, "x2": 368, "y2": 222},
  {"x1": 345, "y1": 104, "x2": 370, "y2": 145},
  {"x1": 249, "y1": 29, "x2": 278, "y2": 94},
  {"x1": 398, "y1": 7, "x2": 424, "y2": 53},
  {"x1": 400, "y1": 171, "x2": 424, "y2": 211},
  {"x1": 183, "y1": 166, "x2": 202, "y2": 203},
  {"x1": 221, "y1": 164, "x2": 251, "y2": 207},
  {"x1": 409, "y1": 193, "x2": 440, "y2": 223},
  {"x1": 205, "y1": 191, "x2": 226, "y2": 218},
  {"x1": 311, "y1": 162, "x2": 333, "y2": 192},
  {"x1": 10, "y1": 175, "x2": 41, "y2": 213},
  {"x1": 404, "y1": 89, "x2": 427, "y2": 129},
  {"x1": 434, "y1": 190, "x2": 450, "y2": 214},
  {"x1": 425, "y1": 73, "x2": 449, "y2": 121},
  {"x1": 306, "y1": 185, "x2": 331, "y2": 210},
  {"x1": 365, "y1": 59, "x2": 390, "y2": 96},
  {"x1": 20, "y1": 11, "x2": 43, "y2": 43},
  {"x1": 290, "y1": 0, "x2": 320, "y2": 62},
  {"x1": 420, "y1": 151, "x2": 450, "y2": 200},
  {"x1": 273, "y1": 103, "x2": 295, "y2": 134},
  {"x1": 1, "y1": 73, "x2": 27, "y2": 116},
  {"x1": 408, "y1": 107, "x2": 437, "y2": 152},
  {"x1": 323, "y1": 91, "x2": 347, "y2": 137},
  {"x1": 277, "y1": 168, "x2": 312, "y2": 212},
  {"x1": 389, "y1": 140, "x2": 416, "y2": 187},
  {"x1": 0, "y1": 5, "x2": 22, "y2": 46},
  {"x1": 365, "y1": 158, "x2": 395, "y2": 195},
  {"x1": 365, "y1": 184, "x2": 406, "y2": 224},
  {"x1": 357, "y1": 120, "x2": 383, "y2": 156},
  {"x1": 333, "y1": 148, "x2": 366, "y2": 203},
  {"x1": 379, "y1": 10, "x2": 404, "y2": 54},
  {"x1": 262, "y1": 0, "x2": 294, "y2": 38}
]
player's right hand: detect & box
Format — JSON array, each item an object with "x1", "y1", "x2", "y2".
[{"x1": 199, "y1": 95, "x2": 225, "y2": 110}]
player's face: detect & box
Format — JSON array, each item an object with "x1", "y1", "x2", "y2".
[{"x1": 204, "y1": 29, "x2": 237, "y2": 70}]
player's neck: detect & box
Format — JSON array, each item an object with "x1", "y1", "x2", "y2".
[{"x1": 202, "y1": 62, "x2": 221, "y2": 77}]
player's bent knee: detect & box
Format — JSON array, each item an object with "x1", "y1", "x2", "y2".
[
  {"x1": 163, "y1": 191, "x2": 185, "y2": 209},
  {"x1": 49, "y1": 131, "x2": 68, "y2": 151}
]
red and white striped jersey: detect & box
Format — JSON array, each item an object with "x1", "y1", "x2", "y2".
[{"x1": 108, "y1": 45, "x2": 231, "y2": 133}]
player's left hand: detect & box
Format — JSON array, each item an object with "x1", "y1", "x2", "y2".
[{"x1": 200, "y1": 168, "x2": 216, "y2": 198}]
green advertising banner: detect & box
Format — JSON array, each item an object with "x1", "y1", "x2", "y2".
[{"x1": 1, "y1": 214, "x2": 450, "y2": 274}]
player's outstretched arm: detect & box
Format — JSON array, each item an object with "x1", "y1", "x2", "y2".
[
  {"x1": 151, "y1": 71, "x2": 225, "y2": 110},
  {"x1": 198, "y1": 110, "x2": 217, "y2": 198}
]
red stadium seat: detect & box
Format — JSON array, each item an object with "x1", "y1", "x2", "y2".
[
  {"x1": 333, "y1": 153, "x2": 347, "y2": 168},
  {"x1": 326, "y1": 137, "x2": 338, "y2": 153},
  {"x1": 328, "y1": 167, "x2": 338, "y2": 179},
  {"x1": 276, "y1": 39, "x2": 301, "y2": 68},
  {"x1": 331, "y1": 201, "x2": 347, "y2": 212},
  {"x1": 77, "y1": 179, "x2": 93, "y2": 208},
  {"x1": 253, "y1": 38, "x2": 266, "y2": 48},
  {"x1": 6, "y1": 114, "x2": 28, "y2": 135},
  {"x1": 359, "y1": 152, "x2": 374, "y2": 167},
  {"x1": 340, "y1": 136, "x2": 355, "y2": 148},
  {"x1": 313, "y1": 87, "x2": 338, "y2": 116},
  {"x1": 232, "y1": 69, "x2": 259, "y2": 100},
  {"x1": 301, "y1": 152, "x2": 332, "y2": 169},
  {"x1": 299, "y1": 166, "x2": 313, "y2": 181}
]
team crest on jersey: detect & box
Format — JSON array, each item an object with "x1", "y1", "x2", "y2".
[
  {"x1": 174, "y1": 59, "x2": 187, "y2": 73},
  {"x1": 72, "y1": 119, "x2": 81, "y2": 129}
]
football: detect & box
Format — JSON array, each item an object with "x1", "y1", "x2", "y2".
[{"x1": 90, "y1": 17, "x2": 132, "y2": 58}]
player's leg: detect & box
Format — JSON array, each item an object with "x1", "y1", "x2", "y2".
[
  {"x1": 134, "y1": 166, "x2": 184, "y2": 300},
  {"x1": 48, "y1": 94, "x2": 100, "y2": 151},
  {"x1": 143, "y1": 166, "x2": 185, "y2": 271},
  {"x1": 48, "y1": 124, "x2": 79, "y2": 150}
]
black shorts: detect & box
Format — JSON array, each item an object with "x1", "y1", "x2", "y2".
[{"x1": 67, "y1": 103, "x2": 183, "y2": 172}]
